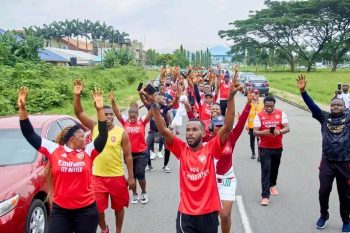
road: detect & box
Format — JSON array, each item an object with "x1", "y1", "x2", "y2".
[{"x1": 104, "y1": 93, "x2": 342, "y2": 233}]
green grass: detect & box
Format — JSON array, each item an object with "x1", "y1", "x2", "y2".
[
  {"x1": 146, "y1": 70, "x2": 159, "y2": 80},
  {"x1": 240, "y1": 67, "x2": 350, "y2": 104}
]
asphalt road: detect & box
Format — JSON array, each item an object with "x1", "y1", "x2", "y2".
[{"x1": 103, "y1": 93, "x2": 342, "y2": 233}]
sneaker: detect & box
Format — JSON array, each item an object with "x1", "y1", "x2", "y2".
[
  {"x1": 157, "y1": 151, "x2": 164, "y2": 159},
  {"x1": 150, "y1": 151, "x2": 157, "y2": 160},
  {"x1": 316, "y1": 216, "x2": 328, "y2": 229},
  {"x1": 342, "y1": 223, "x2": 350, "y2": 233},
  {"x1": 101, "y1": 226, "x2": 109, "y2": 233},
  {"x1": 162, "y1": 166, "x2": 171, "y2": 173},
  {"x1": 260, "y1": 198, "x2": 269, "y2": 206},
  {"x1": 251, "y1": 154, "x2": 256, "y2": 159},
  {"x1": 131, "y1": 193, "x2": 139, "y2": 204},
  {"x1": 270, "y1": 187, "x2": 279, "y2": 196},
  {"x1": 145, "y1": 165, "x2": 154, "y2": 172},
  {"x1": 141, "y1": 193, "x2": 148, "y2": 204}
]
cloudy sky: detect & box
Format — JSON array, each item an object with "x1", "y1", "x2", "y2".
[{"x1": 1, "y1": 0, "x2": 266, "y2": 52}]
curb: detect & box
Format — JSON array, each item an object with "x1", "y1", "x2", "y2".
[{"x1": 272, "y1": 94, "x2": 311, "y2": 113}]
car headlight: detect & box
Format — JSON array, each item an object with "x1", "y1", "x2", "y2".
[{"x1": 0, "y1": 194, "x2": 20, "y2": 217}]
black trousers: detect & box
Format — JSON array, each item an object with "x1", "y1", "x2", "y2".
[
  {"x1": 48, "y1": 202, "x2": 99, "y2": 233},
  {"x1": 260, "y1": 148, "x2": 283, "y2": 198},
  {"x1": 319, "y1": 158, "x2": 350, "y2": 223},
  {"x1": 146, "y1": 131, "x2": 171, "y2": 167},
  {"x1": 248, "y1": 128, "x2": 260, "y2": 155},
  {"x1": 176, "y1": 211, "x2": 219, "y2": 233},
  {"x1": 220, "y1": 100, "x2": 228, "y2": 117}
]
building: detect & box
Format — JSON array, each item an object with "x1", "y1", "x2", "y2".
[
  {"x1": 47, "y1": 37, "x2": 93, "y2": 53},
  {"x1": 209, "y1": 45, "x2": 232, "y2": 65},
  {"x1": 131, "y1": 40, "x2": 144, "y2": 66}
]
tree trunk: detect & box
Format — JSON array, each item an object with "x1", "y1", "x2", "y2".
[
  {"x1": 332, "y1": 57, "x2": 338, "y2": 72},
  {"x1": 307, "y1": 61, "x2": 313, "y2": 72},
  {"x1": 289, "y1": 56, "x2": 295, "y2": 72}
]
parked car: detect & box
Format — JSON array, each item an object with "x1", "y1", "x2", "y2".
[
  {"x1": 0, "y1": 115, "x2": 86, "y2": 233},
  {"x1": 243, "y1": 75, "x2": 270, "y2": 96}
]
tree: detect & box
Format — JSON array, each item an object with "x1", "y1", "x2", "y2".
[{"x1": 103, "y1": 48, "x2": 134, "y2": 68}]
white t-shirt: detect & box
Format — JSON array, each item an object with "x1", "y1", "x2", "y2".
[{"x1": 337, "y1": 93, "x2": 350, "y2": 109}]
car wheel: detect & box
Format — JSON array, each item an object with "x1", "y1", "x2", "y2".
[{"x1": 26, "y1": 199, "x2": 48, "y2": 233}]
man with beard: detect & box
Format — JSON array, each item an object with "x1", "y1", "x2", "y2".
[
  {"x1": 73, "y1": 80, "x2": 135, "y2": 233},
  {"x1": 142, "y1": 81, "x2": 239, "y2": 233},
  {"x1": 297, "y1": 75, "x2": 350, "y2": 233}
]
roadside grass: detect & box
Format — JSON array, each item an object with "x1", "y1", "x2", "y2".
[
  {"x1": 45, "y1": 70, "x2": 159, "y2": 117},
  {"x1": 240, "y1": 67, "x2": 350, "y2": 105}
]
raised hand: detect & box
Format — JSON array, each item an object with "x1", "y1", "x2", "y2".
[
  {"x1": 142, "y1": 91, "x2": 156, "y2": 103},
  {"x1": 109, "y1": 91, "x2": 115, "y2": 102},
  {"x1": 91, "y1": 87, "x2": 104, "y2": 110},
  {"x1": 296, "y1": 74, "x2": 307, "y2": 92},
  {"x1": 74, "y1": 80, "x2": 84, "y2": 95},
  {"x1": 17, "y1": 86, "x2": 28, "y2": 110},
  {"x1": 247, "y1": 89, "x2": 254, "y2": 104}
]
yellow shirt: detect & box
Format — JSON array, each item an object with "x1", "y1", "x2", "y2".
[
  {"x1": 247, "y1": 100, "x2": 263, "y2": 129},
  {"x1": 92, "y1": 125, "x2": 125, "y2": 177}
]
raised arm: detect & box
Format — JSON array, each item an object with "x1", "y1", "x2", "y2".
[
  {"x1": 91, "y1": 88, "x2": 108, "y2": 153},
  {"x1": 214, "y1": 73, "x2": 220, "y2": 96},
  {"x1": 217, "y1": 80, "x2": 240, "y2": 145},
  {"x1": 121, "y1": 130, "x2": 136, "y2": 190},
  {"x1": 230, "y1": 91, "x2": 253, "y2": 142},
  {"x1": 18, "y1": 87, "x2": 42, "y2": 150},
  {"x1": 73, "y1": 80, "x2": 96, "y2": 131},
  {"x1": 109, "y1": 91, "x2": 123, "y2": 122},
  {"x1": 297, "y1": 74, "x2": 323, "y2": 122},
  {"x1": 144, "y1": 92, "x2": 174, "y2": 146}
]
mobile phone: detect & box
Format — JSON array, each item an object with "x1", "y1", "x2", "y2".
[
  {"x1": 144, "y1": 84, "x2": 156, "y2": 95},
  {"x1": 137, "y1": 83, "x2": 143, "y2": 91},
  {"x1": 338, "y1": 83, "x2": 342, "y2": 91},
  {"x1": 269, "y1": 127, "x2": 275, "y2": 134}
]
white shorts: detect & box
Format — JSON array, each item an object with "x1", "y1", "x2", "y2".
[{"x1": 217, "y1": 174, "x2": 237, "y2": 201}]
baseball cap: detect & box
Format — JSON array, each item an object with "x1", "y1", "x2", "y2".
[{"x1": 211, "y1": 115, "x2": 225, "y2": 126}]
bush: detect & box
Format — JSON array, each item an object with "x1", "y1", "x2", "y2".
[{"x1": 0, "y1": 64, "x2": 147, "y2": 116}]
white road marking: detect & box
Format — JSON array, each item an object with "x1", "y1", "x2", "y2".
[{"x1": 236, "y1": 195, "x2": 253, "y2": 233}]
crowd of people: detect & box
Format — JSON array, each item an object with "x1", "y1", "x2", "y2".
[{"x1": 17, "y1": 65, "x2": 350, "y2": 233}]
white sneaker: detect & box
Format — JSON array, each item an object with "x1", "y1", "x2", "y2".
[
  {"x1": 141, "y1": 193, "x2": 148, "y2": 204},
  {"x1": 150, "y1": 151, "x2": 157, "y2": 160},
  {"x1": 157, "y1": 151, "x2": 164, "y2": 159},
  {"x1": 131, "y1": 193, "x2": 139, "y2": 204},
  {"x1": 162, "y1": 166, "x2": 171, "y2": 173}
]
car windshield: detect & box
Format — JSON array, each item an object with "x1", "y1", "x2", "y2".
[
  {"x1": 249, "y1": 76, "x2": 266, "y2": 82},
  {"x1": 0, "y1": 128, "x2": 40, "y2": 166}
]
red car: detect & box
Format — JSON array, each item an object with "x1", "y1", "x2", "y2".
[{"x1": 0, "y1": 115, "x2": 87, "y2": 233}]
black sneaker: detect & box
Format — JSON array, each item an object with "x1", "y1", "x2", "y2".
[
  {"x1": 316, "y1": 216, "x2": 328, "y2": 229},
  {"x1": 251, "y1": 154, "x2": 256, "y2": 159}
]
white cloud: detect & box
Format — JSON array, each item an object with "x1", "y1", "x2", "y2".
[{"x1": 1, "y1": 0, "x2": 266, "y2": 51}]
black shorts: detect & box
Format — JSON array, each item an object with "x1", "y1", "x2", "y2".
[
  {"x1": 132, "y1": 151, "x2": 148, "y2": 180},
  {"x1": 176, "y1": 211, "x2": 219, "y2": 233}
]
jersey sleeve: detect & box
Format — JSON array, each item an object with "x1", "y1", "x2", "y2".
[
  {"x1": 38, "y1": 138, "x2": 59, "y2": 158},
  {"x1": 281, "y1": 112, "x2": 288, "y2": 124},
  {"x1": 253, "y1": 115, "x2": 261, "y2": 128},
  {"x1": 141, "y1": 115, "x2": 150, "y2": 125},
  {"x1": 207, "y1": 135, "x2": 225, "y2": 160},
  {"x1": 165, "y1": 136, "x2": 186, "y2": 159},
  {"x1": 85, "y1": 142, "x2": 99, "y2": 160}
]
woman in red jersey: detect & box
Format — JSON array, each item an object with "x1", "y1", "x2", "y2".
[{"x1": 18, "y1": 87, "x2": 108, "y2": 233}]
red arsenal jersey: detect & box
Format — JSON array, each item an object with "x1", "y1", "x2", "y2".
[
  {"x1": 166, "y1": 136, "x2": 224, "y2": 215},
  {"x1": 220, "y1": 81, "x2": 231, "y2": 100},
  {"x1": 254, "y1": 109, "x2": 288, "y2": 149},
  {"x1": 120, "y1": 116, "x2": 149, "y2": 153},
  {"x1": 38, "y1": 139, "x2": 99, "y2": 209}
]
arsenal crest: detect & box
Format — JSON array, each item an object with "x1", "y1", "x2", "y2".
[
  {"x1": 111, "y1": 136, "x2": 116, "y2": 143},
  {"x1": 76, "y1": 152, "x2": 84, "y2": 160},
  {"x1": 198, "y1": 155, "x2": 207, "y2": 164}
]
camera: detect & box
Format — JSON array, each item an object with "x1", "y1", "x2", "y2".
[{"x1": 337, "y1": 83, "x2": 342, "y2": 95}]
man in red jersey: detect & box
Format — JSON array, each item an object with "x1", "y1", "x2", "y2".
[
  {"x1": 142, "y1": 81, "x2": 239, "y2": 233},
  {"x1": 253, "y1": 95, "x2": 290, "y2": 206}
]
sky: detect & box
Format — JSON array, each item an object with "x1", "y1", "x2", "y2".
[{"x1": 1, "y1": 0, "x2": 266, "y2": 53}]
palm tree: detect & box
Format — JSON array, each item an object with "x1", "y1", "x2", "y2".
[{"x1": 82, "y1": 19, "x2": 92, "y2": 52}]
